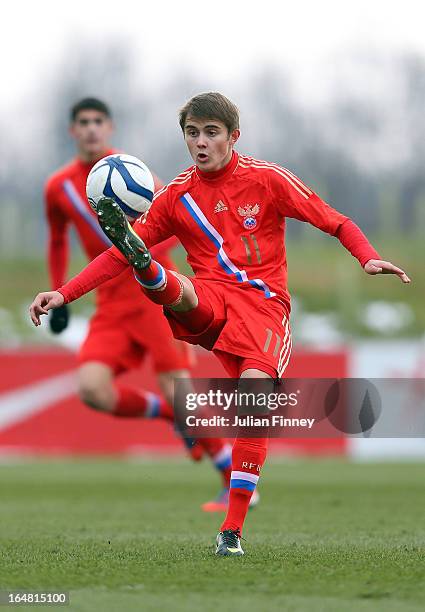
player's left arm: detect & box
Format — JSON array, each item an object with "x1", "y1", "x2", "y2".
[
  {"x1": 336, "y1": 219, "x2": 410, "y2": 283},
  {"x1": 273, "y1": 169, "x2": 411, "y2": 284}
]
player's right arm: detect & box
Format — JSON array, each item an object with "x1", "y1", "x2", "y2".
[
  {"x1": 44, "y1": 179, "x2": 73, "y2": 333},
  {"x1": 29, "y1": 248, "x2": 129, "y2": 326}
]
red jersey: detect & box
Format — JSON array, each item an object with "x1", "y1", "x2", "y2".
[
  {"x1": 133, "y1": 150, "x2": 349, "y2": 312},
  {"x1": 45, "y1": 151, "x2": 171, "y2": 314},
  {"x1": 57, "y1": 150, "x2": 380, "y2": 311}
]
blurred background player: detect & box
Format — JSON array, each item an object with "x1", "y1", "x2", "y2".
[{"x1": 44, "y1": 97, "x2": 234, "y2": 509}]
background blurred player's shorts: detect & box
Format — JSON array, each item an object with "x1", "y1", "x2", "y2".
[
  {"x1": 78, "y1": 298, "x2": 193, "y2": 375},
  {"x1": 165, "y1": 278, "x2": 291, "y2": 378}
]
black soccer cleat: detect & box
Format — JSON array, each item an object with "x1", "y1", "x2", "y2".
[
  {"x1": 215, "y1": 529, "x2": 244, "y2": 556},
  {"x1": 96, "y1": 197, "x2": 152, "y2": 270}
]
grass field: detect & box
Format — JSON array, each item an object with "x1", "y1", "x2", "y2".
[{"x1": 0, "y1": 459, "x2": 424, "y2": 611}]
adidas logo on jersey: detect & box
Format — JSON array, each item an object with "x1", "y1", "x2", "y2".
[{"x1": 214, "y1": 200, "x2": 228, "y2": 213}]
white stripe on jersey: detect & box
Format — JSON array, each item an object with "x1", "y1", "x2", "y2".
[
  {"x1": 277, "y1": 318, "x2": 291, "y2": 372},
  {"x1": 278, "y1": 317, "x2": 292, "y2": 376},
  {"x1": 239, "y1": 157, "x2": 312, "y2": 199},
  {"x1": 239, "y1": 155, "x2": 313, "y2": 195},
  {"x1": 180, "y1": 192, "x2": 276, "y2": 298},
  {"x1": 153, "y1": 168, "x2": 195, "y2": 200},
  {"x1": 278, "y1": 337, "x2": 292, "y2": 377},
  {"x1": 154, "y1": 174, "x2": 193, "y2": 199},
  {"x1": 239, "y1": 160, "x2": 310, "y2": 200},
  {"x1": 280, "y1": 166, "x2": 313, "y2": 194}
]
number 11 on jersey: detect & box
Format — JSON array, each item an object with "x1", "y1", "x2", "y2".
[{"x1": 241, "y1": 235, "x2": 262, "y2": 264}]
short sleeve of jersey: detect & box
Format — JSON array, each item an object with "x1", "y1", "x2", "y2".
[
  {"x1": 134, "y1": 186, "x2": 174, "y2": 247},
  {"x1": 270, "y1": 166, "x2": 348, "y2": 236}
]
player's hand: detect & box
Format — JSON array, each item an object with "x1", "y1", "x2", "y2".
[
  {"x1": 29, "y1": 291, "x2": 65, "y2": 327},
  {"x1": 49, "y1": 304, "x2": 70, "y2": 334},
  {"x1": 364, "y1": 259, "x2": 411, "y2": 284}
]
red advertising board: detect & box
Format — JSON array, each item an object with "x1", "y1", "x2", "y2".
[{"x1": 0, "y1": 347, "x2": 347, "y2": 456}]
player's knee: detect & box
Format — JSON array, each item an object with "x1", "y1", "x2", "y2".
[
  {"x1": 168, "y1": 273, "x2": 198, "y2": 311},
  {"x1": 78, "y1": 382, "x2": 108, "y2": 412}
]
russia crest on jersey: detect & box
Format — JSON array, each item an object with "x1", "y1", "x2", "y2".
[{"x1": 238, "y1": 204, "x2": 260, "y2": 230}]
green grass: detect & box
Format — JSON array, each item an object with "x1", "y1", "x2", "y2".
[{"x1": 0, "y1": 459, "x2": 424, "y2": 611}]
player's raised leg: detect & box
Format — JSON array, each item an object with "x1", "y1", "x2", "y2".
[{"x1": 96, "y1": 197, "x2": 199, "y2": 312}]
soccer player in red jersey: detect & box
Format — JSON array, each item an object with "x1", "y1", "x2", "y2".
[
  {"x1": 43, "y1": 97, "x2": 234, "y2": 507},
  {"x1": 31, "y1": 92, "x2": 410, "y2": 555}
]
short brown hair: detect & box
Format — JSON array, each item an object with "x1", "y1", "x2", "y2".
[{"x1": 179, "y1": 92, "x2": 239, "y2": 134}]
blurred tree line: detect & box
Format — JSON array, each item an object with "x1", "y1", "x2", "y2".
[{"x1": 2, "y1": 39, "x2": 425, "y2": 255}]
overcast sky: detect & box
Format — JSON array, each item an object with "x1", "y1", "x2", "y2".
[{"x1": 3, "y1": 0, "x2": 425, "y2": 111}]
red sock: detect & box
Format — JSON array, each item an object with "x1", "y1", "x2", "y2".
[
  {"x1": 198, "y1": 438, "x2": 232, "y2": 487},
  {"x1": 221, "y1": 437, "x2": 268, "y2": 534},
  {"x1": 133, "y1": 261, "x2": 183, "y2": 306},
  {"x1": 113, "y1": 384, "x2": 174, "y2": 421}
]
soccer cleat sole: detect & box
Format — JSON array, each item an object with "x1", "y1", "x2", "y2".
[{"x1": 96, "y1": 197, "x2": 151, "y2": 270}]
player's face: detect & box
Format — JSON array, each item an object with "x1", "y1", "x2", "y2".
[
  {"x1": 70, "y1": 110, "x2": 113, "y2": 158},
  {"x1": 184, "y1": 117, "x2": 240, "y2": 172}
]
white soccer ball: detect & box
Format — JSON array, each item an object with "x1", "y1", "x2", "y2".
[{"x1": 86, "y1": 153, "x2": 154, "y2": 218}]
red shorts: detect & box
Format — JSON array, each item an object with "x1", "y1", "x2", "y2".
[
  {"x1": 165, "y1": 278, "x2": 291, "y2": 378},
  {"x1": 78, "y1": 299, "x2": 193, "y2": 375}
]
